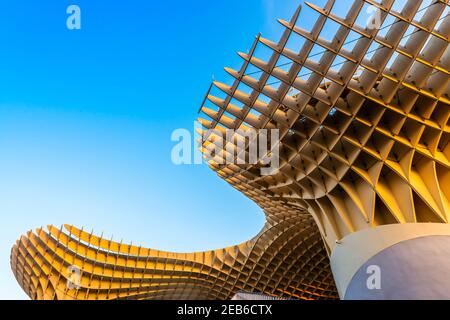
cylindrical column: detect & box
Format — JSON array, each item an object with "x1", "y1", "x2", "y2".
[{"x1": 330, "y1": 223, "x2": 450, "y2": 300}]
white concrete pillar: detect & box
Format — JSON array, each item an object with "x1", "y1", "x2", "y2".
[{"x1": 330, "y1": 224, "x2": 450, "y2": 300}]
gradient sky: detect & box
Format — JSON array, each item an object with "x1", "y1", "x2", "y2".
[{"x1": 0, "y1": 0, "x2": 331, "y2": 299}]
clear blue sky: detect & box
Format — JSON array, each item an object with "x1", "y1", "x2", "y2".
[{"x1": 0, "y1": 0, "x2": 326, "y2": 299}]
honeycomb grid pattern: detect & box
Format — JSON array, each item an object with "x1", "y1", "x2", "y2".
[
  {"x1": 199, "y1": 0, "x2": 450, "y2": 254},
  {"x1": 10, "y1": 0, "x2": 450, "y2": 300},
  {"x1": 11, "y1": 218, "x2": 337, "y2": 300}
]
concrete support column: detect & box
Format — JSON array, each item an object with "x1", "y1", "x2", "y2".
[{"x1": 330, "y1": 224, "x2": 450, "y2": 300}]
